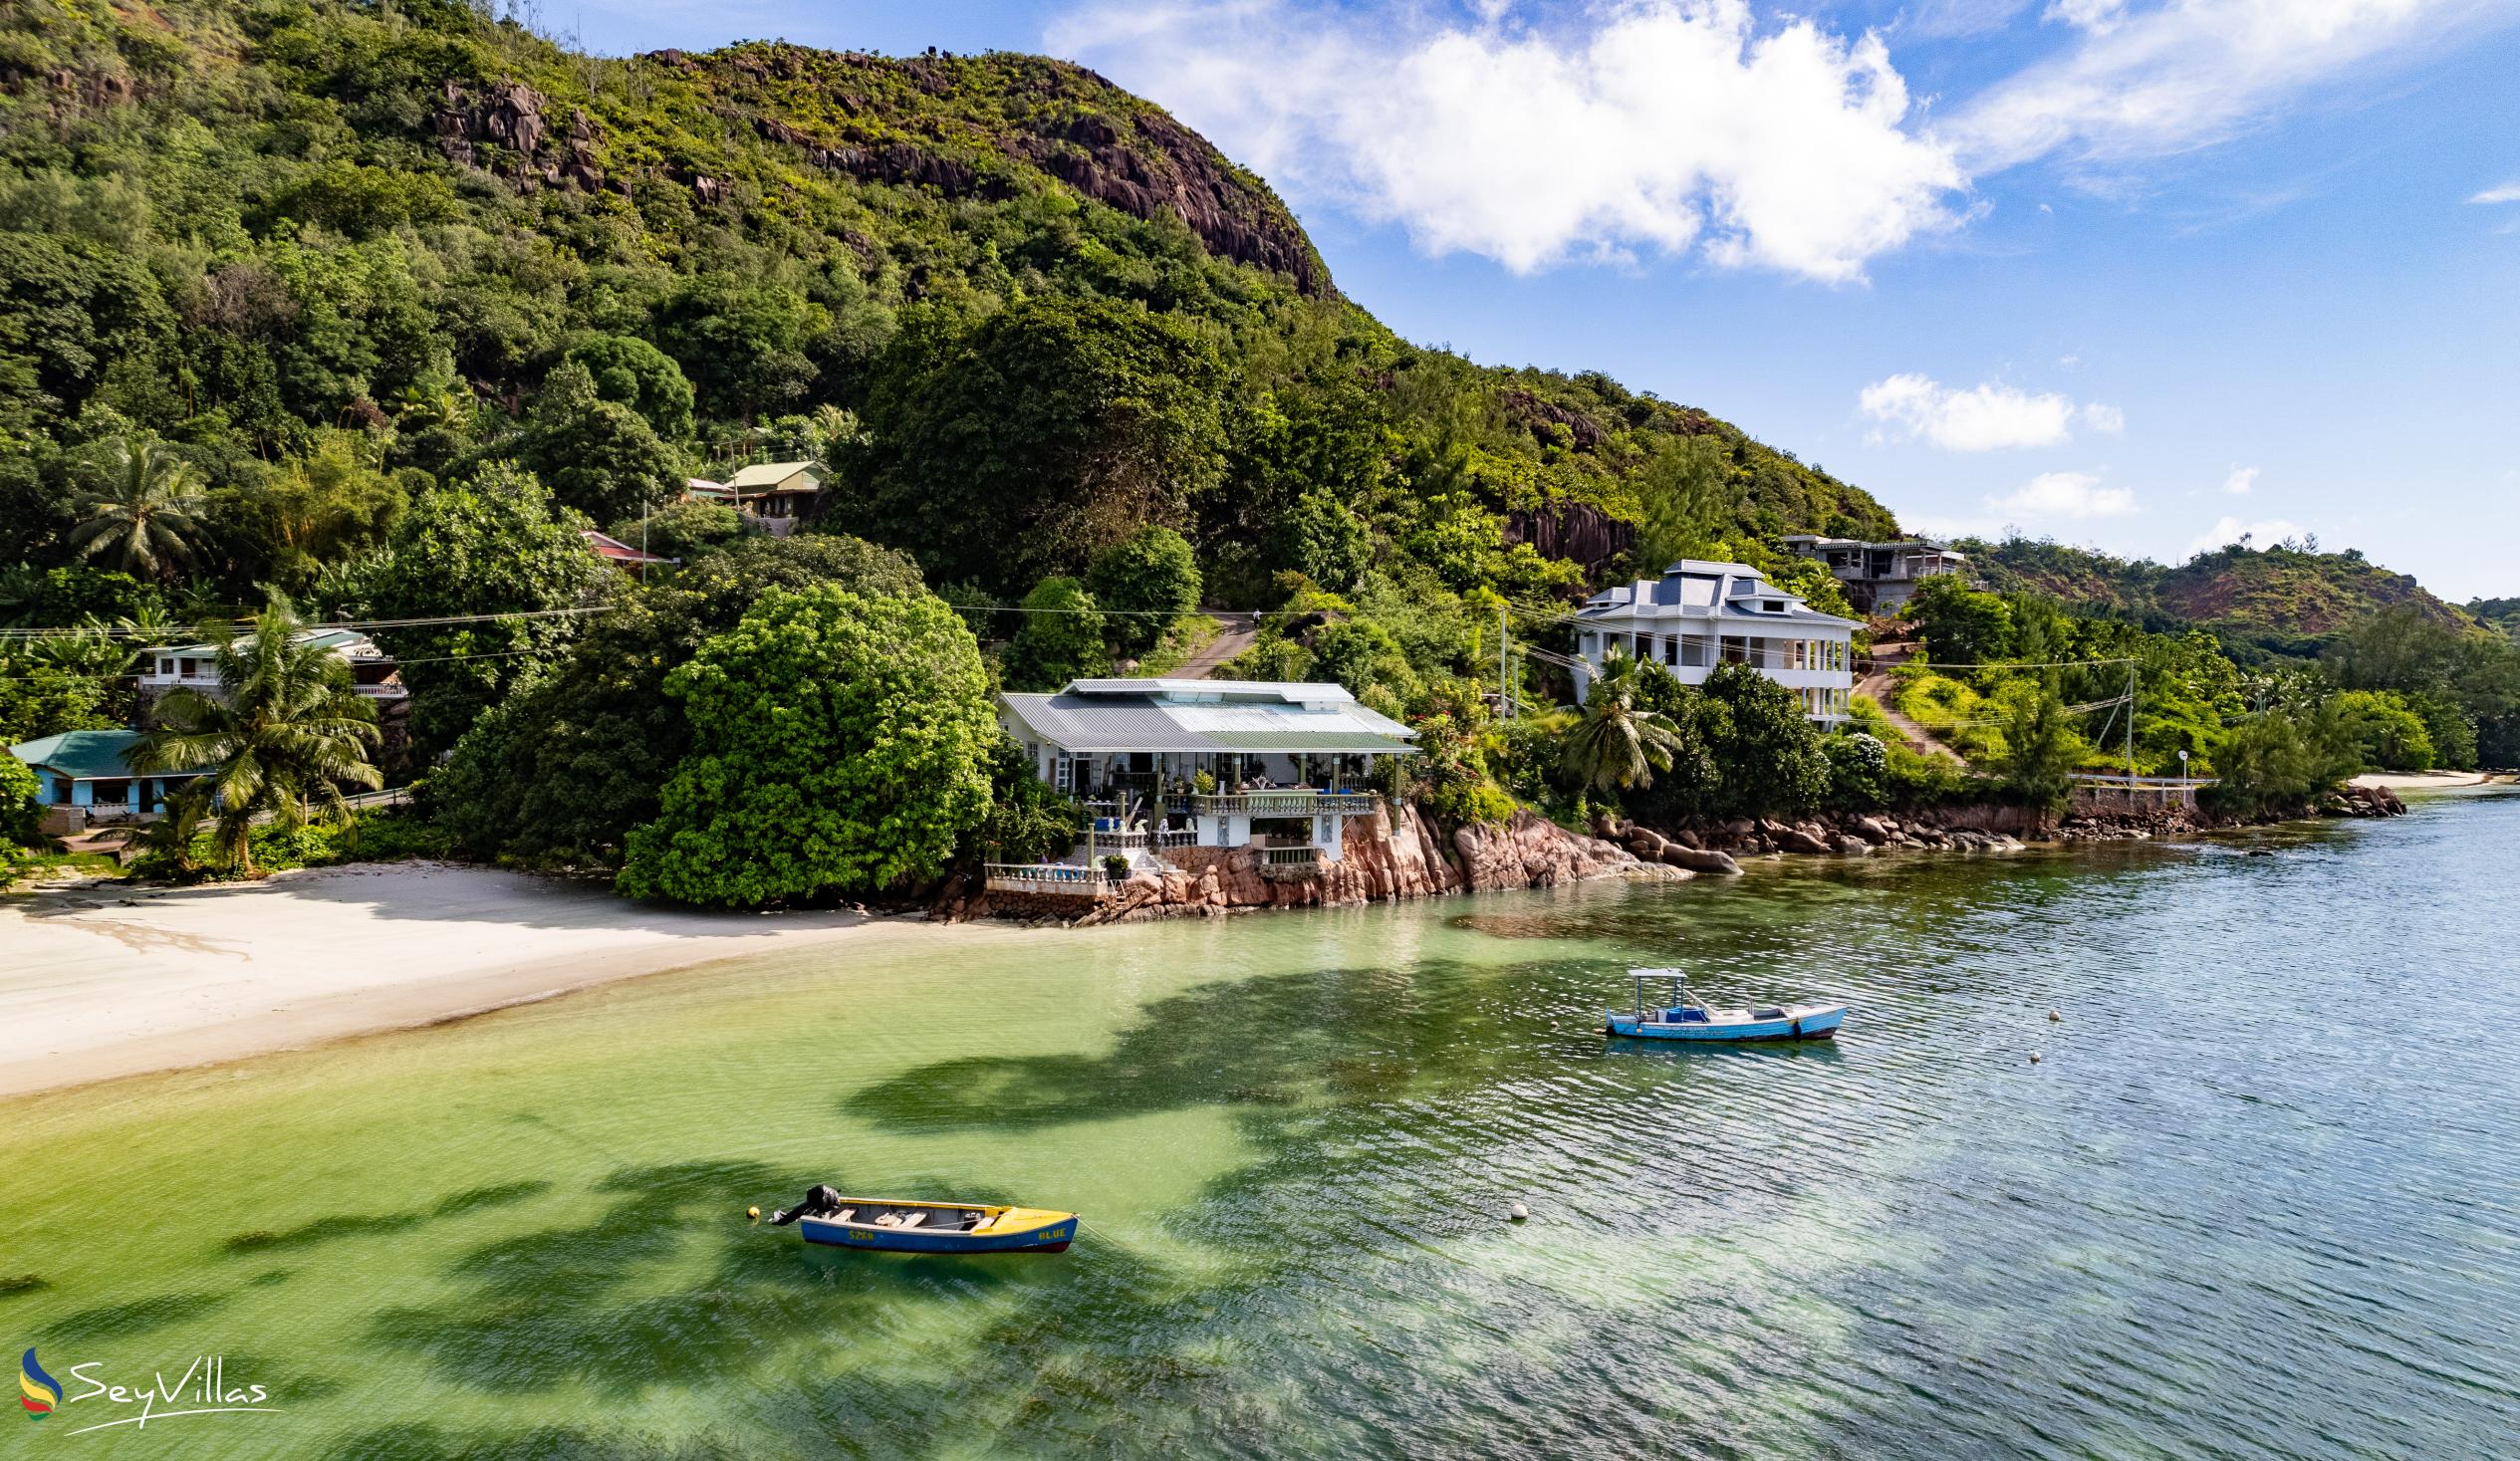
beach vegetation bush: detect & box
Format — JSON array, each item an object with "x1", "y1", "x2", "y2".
[{"x1": 617, "y1": 584, "x2": 996, "y2": 907}]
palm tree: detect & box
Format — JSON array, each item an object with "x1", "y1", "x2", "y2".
[
  {"x1": 132, "y1": 596, "x2": 382, "y2": 874},
  {"x1": 68, "y1": 435, "x2": 208, "y2": 583},
  {"x1": 1562, "y1": 652, "x2": 1687, "y2": 793}
]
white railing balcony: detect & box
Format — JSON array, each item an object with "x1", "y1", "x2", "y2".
[
  {"x1": 1194, "y1": 790, "x2": 1383, "y2": 818},
  {"x1": 982, "y1": 863, "x2": 1115, "y2": 897},
  {"x1": 1080, "y1": 828, "x2": 1197, "y2": 851}
]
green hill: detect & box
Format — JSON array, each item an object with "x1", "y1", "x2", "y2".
[
  {"x1": 1966, "y1": 537, "x2": 2471, "y2": 658},
  {"x1": 0, "y1": 0, "x2": 1893, "y2": 604}
]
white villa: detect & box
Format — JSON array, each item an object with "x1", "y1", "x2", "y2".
[
  {"x1": 994, "y1": 678, "x2": 1416, "y2": 889},
  {"x1": 1572, "y1": 559, "x2": 1858, "y2": 724}
]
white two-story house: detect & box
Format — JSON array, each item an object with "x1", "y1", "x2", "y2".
[{"x1": 1572, "y1": 560, "x2": 1858, "y2": 724}]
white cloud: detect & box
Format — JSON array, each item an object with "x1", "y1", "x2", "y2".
[
  {"x1": 1947, "y1": 0, "x2": 2504, "y2": 174},
  {"x1": 2471, "y1": 181, "x2": 2520, "y2": 204},
  {"x1": 2187, "y1": 514, "x2": 2311, "y2": 557},
  {"x1": 2223, "y1": 465, "x2": 2259, "y2": 495},
  {"x1": 1052, "y1": 0, "x2": 1968, "y2": 282},
  {"x1": 1993, "y1": 470, "x2": 2138, "y2": 518},
  {"x1": 1859, "y1": 373, "x2": 2127, "y2": 450},
  {"x1": 2044, "y1": 0, "x2": 2129, "y2": 33}
]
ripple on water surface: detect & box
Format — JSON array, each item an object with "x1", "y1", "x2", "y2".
[{"x1": 2, "y1": 795, "x2": 2518, "y2": 1458}]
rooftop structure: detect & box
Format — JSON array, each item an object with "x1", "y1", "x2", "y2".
[
  {"x1": 686, "y1": 460, "x2": 825, "y2": 537},
  {"x1": 992, "y1": 679, "x2": 1417, "y2": 892},
  {"x1": 1781, "y1": 535, "x2": 1970, "y2": 614},
  {"x1": 140, "y1": 628, "x2": 406, "y2": 705},
  {"x1": 1572, "y1": 560, "x2": 1857, "y2": 724},
  {"x1": 9, "y1": 729, "x2": 207, "y2": 825},
  {"x1": 583, "y1": 529, "x2": 676, "y2": 571}
]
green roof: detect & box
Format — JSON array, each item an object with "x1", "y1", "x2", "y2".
[{"x1": 10, "y1": 729, "x2": 146, "y2": 780}]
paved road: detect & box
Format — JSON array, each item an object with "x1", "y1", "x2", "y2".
[{"x1": 1176, "y1": 612, "x2": 1259, "y2": 679}]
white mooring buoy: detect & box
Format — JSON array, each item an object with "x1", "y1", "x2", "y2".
[
  {"x1": 1508, "y1": 1202, "x2": 1530, "y2": 1222},
  {"x1": 2048, "y1": 1009, "x2": 2063, "y2": 1023},
  {"x1": 2029, "y1": 1051, "x2": 2044, "y2": 1065}
]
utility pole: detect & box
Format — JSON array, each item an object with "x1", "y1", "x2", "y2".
[
  {"x1": 2126, "y1": 662, "x2": 2137, "y2": 811},
  {"x1": 1498, "y1": 607, "x2": 1511, "y2": 720}
]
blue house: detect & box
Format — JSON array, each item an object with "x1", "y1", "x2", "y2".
[{"x1": 8, "y1": 730, "x2": 207, "y2": 821}]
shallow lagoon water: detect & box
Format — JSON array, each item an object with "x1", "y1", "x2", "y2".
[{"x1": 5, "y1": 794, "x2": 2517, "y2": 1458}]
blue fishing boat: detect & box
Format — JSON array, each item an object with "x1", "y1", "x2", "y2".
[
  {"x1": 761, "y1": 1187, "x2": 1079, "y2": 1254},
  {"x1": 1606, "y1": 968, "x2": 1847, "y2": 1043}
]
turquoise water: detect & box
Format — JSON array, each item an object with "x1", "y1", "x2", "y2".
[{"x1": 4, "y1": 793, "x2": 2517, "y2": 1457}]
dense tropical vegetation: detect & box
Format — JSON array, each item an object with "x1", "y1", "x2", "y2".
[{"x1": 0, "y1": 0, "x2": 2506, "y2": 894}]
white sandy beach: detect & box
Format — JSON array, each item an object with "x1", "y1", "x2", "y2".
[
  {"x1": 2349, "y1": 770, "x2": 2510, "y2": 792},
  {"x1": 0, "y1": 861, "x2": 1002, "y2": 1098}
]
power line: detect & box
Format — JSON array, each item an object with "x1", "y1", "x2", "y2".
[{"x1": 0, "y1": 606, "x2": 617, "y2": 639}]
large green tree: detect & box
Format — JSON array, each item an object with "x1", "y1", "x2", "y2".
[
  {"x1": 1699, "y1": 660, "x2": 1829, "y2": 819},
  {"x1": 2000, "y1": 677, "x2": 2080, "y2": 812},
  {"x1": 1087, "y1": 526, "x2": 1202, "y2": 657},
  {"x1": 850, "y1": 296, "x2": 1228, "y2": 594},
  {"x1": 517, "y1": 362, "x2": 685, "y2": 526},
  {"x1": 618, "y1": 584, "x2": 996, "y2": 906},
  {"x1": 564, "y1": 335, "x2": 697, "y2": 441},
  {"x1": 133, "y1": 596, "x2": 382, "y2": 874},
  {"x1": 430, "y1": 534, "x2": 925, "y2": 868},
  {"x1": 354, "y1": 464, "x2": 604, "y2": 758},
  {"x1": 1000, "y1": 576, "x2": 1108, "y2": 691}
]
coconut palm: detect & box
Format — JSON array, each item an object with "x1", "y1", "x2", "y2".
[
  {"x1": 1562, "y1": 652, "x2": 1686, "y2": 793},
  {"x1": 68, "y1": 435, "x2": 209, "y2": 583},
  {"x1": 132, "y1": 596, "x2": 381, "y2": 874}
]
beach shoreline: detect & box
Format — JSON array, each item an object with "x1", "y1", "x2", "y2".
[
  {"x1": 2348, "y1": 769, "x2": 2510, "y2": 793},
  {"x1": 0, "y1": 861, "x2": 1007, "y2": 1100}
]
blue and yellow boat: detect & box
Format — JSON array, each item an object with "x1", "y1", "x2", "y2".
[
  {"x1": 1606, "y1": 968, "x2": 1847, "y2": 1043},
  {"x1": 764, "y1": 1189, "x2": 1079, "y2": 1254}
]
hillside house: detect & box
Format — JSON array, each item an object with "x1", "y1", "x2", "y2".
[
  {"x1": 9, "y1": 729, "x2": 207, "y2": 828},
  {"x1": 1782, "y1": 535, "x2": 1970, "y2": 614},
  {"x1": 994, "y1": 678, "x2": 1416, "y2": 886},
  {"x1": 140, "y1": 627, "x2": 410, "y2": 750},
  {"x1": 583, "y1": 529, "x2": 675, "y2": 573},
  {"x1": 686, "y1": 461, "x2": 824, "y2": 536},
  {"x1": 1572, "y1": 560, "x2": 1858, "y2": 724}
]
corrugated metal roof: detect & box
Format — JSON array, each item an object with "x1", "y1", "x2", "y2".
[
  {"x1": 9, "y1": 730, "x2": 208, "y2": 780},
  {"x1": 1000, "y1": 682, "x2": 1415, "y2": 755},
  {"x1": 1198, "y1": 731, "x2": 1415, "y2": 752},
  {"x1": 725, "y1": 461, "x2": 820, "y2": 489}
]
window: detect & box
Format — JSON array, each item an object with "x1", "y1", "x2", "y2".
[
  {"x1": 1661, "y1": 636, "x2": 1677, "y2": 666},
  {"x1": 1681, "y1": 635, "x2": 1709, "y2": 668},
  {"x1": 90, "y1": 779, "x2": 128, "y2": 806},
  {"x1": 1052, "y1": 757, "x2": 1074, "y2": 794},
  {"x1": 155, "y1": 657, "x2": 174, "y2": 676}
]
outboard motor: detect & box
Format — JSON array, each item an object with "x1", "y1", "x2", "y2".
[{"x1": 767, "y1": 1184, "x2": 846, "y2": 1226}]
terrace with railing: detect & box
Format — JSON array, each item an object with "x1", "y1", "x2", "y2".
[
  {"x1": 982, "y1": 863, "x2": 1117, "y2": 897},
  {"x1": 1191, "y1": 789, "x2": 1385, "y2": 818}
]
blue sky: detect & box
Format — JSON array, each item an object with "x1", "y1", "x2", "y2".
[{"x1": 560, "y1": 0, "x2": 2520, "y2": 602}]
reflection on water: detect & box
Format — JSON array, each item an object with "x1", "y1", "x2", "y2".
[{"x1": 4, "y1": 794, "x2": 2519, "y2": 1457}]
